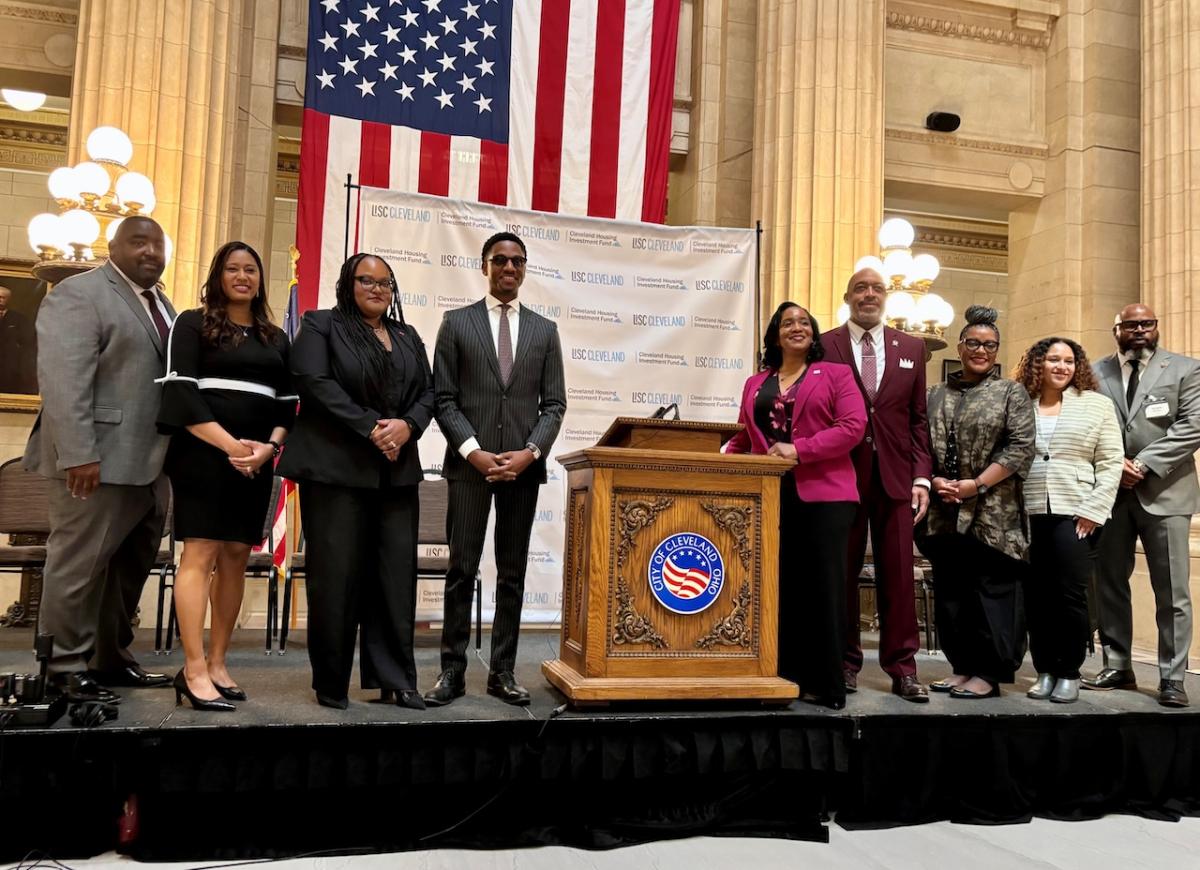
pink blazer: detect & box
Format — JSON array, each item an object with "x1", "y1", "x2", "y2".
[{"x1": 725, "y1": 362, "x2": 867, "y2": 503}]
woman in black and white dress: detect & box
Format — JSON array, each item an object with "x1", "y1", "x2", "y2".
[{"x1": 158, "y1": 241, "x2": 295, "y2": 711}]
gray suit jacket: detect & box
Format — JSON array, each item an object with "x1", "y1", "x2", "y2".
[
  {"x1": 1095, "y1": 348, "x2": 1200, "y2": 516},
  {"x1": 433, "y1": 298, "x2": 566, "y2": 483},
  {"x1": 23, "y1": 261, "x2": 177, "y2": 485}
]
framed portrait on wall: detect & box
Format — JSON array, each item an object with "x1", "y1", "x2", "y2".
[{"x1": 0, "y1": 259, "x2": 46, "y2": 413}]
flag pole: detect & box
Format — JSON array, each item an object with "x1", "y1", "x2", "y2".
[{"x1": 754, "y1": 220, "x2": 763, "y2": 369}]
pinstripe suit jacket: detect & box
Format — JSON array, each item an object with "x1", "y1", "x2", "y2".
[
  {"x1": 433, "y1": 298, "x2": 566, "y2": 483},
  {"x1": 1022, "y1": 387, "x2": 1124, "y2": 525}
]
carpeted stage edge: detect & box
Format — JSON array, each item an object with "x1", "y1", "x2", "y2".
[{"x1": 0, "y1": 629, "x2": 1197, "y2": 860}]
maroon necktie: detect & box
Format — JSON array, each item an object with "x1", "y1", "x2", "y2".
[
  {"x1": 861, "y1": 331, "x2": 878, "y2": 402},
  {"x1": 498, "y1": 303, "x2": 513, "y2": 384},
  {"x1": 141, "y1": 289, "x2": 170, "y2": 345}
]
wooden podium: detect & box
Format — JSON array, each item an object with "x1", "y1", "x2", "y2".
[{"x1": 541, "y1": 417, "x2": 799, "y2": 704}]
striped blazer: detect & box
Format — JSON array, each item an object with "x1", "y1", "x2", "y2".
[{"x1": 1023, "y1": 387, "x2": 1123, "y2": 525}]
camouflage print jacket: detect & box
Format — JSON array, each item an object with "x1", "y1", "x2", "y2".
[{"x1": 922, "y1": 371, "x2": 1037, "y2": 562}]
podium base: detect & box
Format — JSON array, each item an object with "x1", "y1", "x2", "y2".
[{"x1": 542, "y1": 658, "x2": 799, "y2": 705}]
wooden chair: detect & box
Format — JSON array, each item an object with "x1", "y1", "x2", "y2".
[
  {"x1": 0, "y1": 458, "x2": 50, "y2": 628},
  {"x1": 856, "y1": 539, "x2": 937, "y2": 654}
]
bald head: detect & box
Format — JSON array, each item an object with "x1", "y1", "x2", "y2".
[
  {"x1": 0, "y1": 286, "x2": 10, "y2": 312},
  {"x1": 1114, "y1": 302, "x2": 1159, "y2": 355},
  {"x1": 844, "y1": 268, "x2": 888, "y2": 329},
  {"x1": 108, "y1": 216, "x2": 165, "y2": 289}
]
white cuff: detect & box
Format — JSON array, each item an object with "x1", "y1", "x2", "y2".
[
  {"x1": 913, "y1": 477, "x2": 931, "y2": 489},
  {"x1": 458, "y1": 437, "x2": 482, "y2": 460}
]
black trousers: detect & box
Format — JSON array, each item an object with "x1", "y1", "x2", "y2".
[
  {"x1": 441, "y1": 477, "x2": 540, "y2": 675},
  {"x1": 299, "y1": 481, "x2": 419, "y2": 698},
  {"x1": 926, "y1": 534, "x2": 1026, "y2": 685},
  {"x1": 779, "y1": 481, "x2": 856, "y2": 703},
  {"x1": 1026, "y1": 514, "x2": 1098, "y2": 680}
]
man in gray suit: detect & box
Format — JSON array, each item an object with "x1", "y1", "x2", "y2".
[
  {"x1": 24, "y1": 216, "x2": 175, "y2": 702},
  {"x1": 425, "y1": 231, "x2": 566, "y2": 707},
  {"x1": 1084, "y1": 303, "x2": 1200, "y2": 707}
]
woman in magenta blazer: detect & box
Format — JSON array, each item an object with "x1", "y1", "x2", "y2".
[{"x1": 726, "y1": 302, "x2": 867, "y2": 708}]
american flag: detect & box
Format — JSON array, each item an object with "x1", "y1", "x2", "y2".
[{"x1": 295, "y1": 0, "x2": 682, "y2": 310}]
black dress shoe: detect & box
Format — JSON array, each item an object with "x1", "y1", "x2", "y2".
[
  {"x1": 213, "y1": 682, "x2": 247, "y2": 702},
  {"x1": 316, "y1": 693, "x2": 349, "y2": 710},
  {"x1": 893, "y1": 675, "x2": 930, "y2": 703},
  {"x1": 1159, "y1": 679, "x2": 1190, "y2": 708},
  {"x1": 486, "y1": 671, "x2": 531, "y2": 706},
  {"x1": 801, "y1": 693, "x2": 846, "y2": 710},
  {"x1": 397, "y1": 689, "x2": 427, "y2": 710},
  {"x1": 423, "y1": 669, "x2": 466, "y2": 707},
  {"x1": 843, "y1": 668, "x2": 858, "y2": 694},
  {"x1": 91, "y1": 664, "x2": 171, "y2": 688},
  {"x1": 1081, "y1": 668, "x2": 1137, "y2": 691},
  {"x1": 53, "y1": 673, "x2": 121, "y2": 705}
]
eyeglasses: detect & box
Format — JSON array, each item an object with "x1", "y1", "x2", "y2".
[
  {"x1": 355, "y1": 275, "x2": 395, "y2": 291},
  {"x1": 1118, "y1": 319, "x2": 1158, "y2": 332},
  {"x1": 487, "y1": 254, "x2": 527, "y2": 269},
  {"x1": 961, "y1": 338, "x2": 1000, "y2": 353}
]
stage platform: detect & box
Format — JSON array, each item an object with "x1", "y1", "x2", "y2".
[{"x1": 0, "y1": 628, "x2": 1197, "y2": 861}]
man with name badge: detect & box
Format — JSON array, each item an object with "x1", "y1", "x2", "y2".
[
  {"x1": 24, "y1": 216, "x2": 175, "y2": 702},
  {"x1": 1084, "y1": 304, "x2": 1200, "y2": 708},
  {"x1": 426, "y1": 231, "x2": 567, "y2": 707},
  {"x1": 824, "y1": 267, "x2": 932, "y2": 703}
]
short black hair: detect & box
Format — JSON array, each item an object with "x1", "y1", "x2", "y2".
[
  {"x1": 481, "y1": 231, "x2": 526, "y2": 262},
  {"x1": 762, "y1": 302, "x2": 825, "y2": 370}
]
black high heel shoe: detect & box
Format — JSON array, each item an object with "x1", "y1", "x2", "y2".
[
  {"x1": 173, "y1": 670, "x2": 235, "y2": 712},
  {"x1": 212, "y1": 682, "x2": 247, "y2": 702}
]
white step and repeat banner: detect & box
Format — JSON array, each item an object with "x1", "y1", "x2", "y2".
[{"x1": 352, "y1": 187, "x2": 757, "y2": 624}]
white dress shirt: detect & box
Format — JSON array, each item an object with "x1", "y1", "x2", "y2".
[
  {"x1": 111, "y1": 261, "x2": 173, "y2": 328},
  {"x1": 1121, "y1": 347, "x2": 1156, "y2": 395},
  {"x1": 846, "y1": 320, "x2": 885, "y2": 393},
  {"x1": 458, "y1": 294, "x2": 524, "y2": 460}
]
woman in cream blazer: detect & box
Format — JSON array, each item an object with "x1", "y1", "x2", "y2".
[{"x1": 1012, "y1": 337, "x2": 1123, "y2": 703}]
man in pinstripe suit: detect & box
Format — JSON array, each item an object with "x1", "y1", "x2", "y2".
[{"x1": 425, "y1": 231, "x2": 567, "y2": 706}]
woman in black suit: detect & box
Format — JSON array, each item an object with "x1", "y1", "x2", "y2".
[{"x1": 276, "y1": 253, "x2": 435, "y2": 710}]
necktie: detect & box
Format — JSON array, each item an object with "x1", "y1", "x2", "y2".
[
  {"x1": 861, "y1": 331, "x2": 878, "y2": 402},
  {"x1": 1126, "y1": 358, "x2": 1140, "y2": 409},
  {"x1": 141, "y1": 289, "x2": 170, "y2": 345},
  {"x1": 498, "y1": 302, "x2": 513, "y2": 384}
]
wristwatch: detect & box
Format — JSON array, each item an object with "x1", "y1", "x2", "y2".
[
  {"x1": 974, "y1": 478, "x2": 989, "y2": 496},
  {"x1": 268, "y1": 440, "x2": 282, "y2": 457},
  {"x1": 525, "y1": 442, "x2": 542, "y2": 460}
]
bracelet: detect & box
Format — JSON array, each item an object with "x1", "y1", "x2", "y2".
[{"x1": 268, "y1": 440, "x2": 281, "y2": 457}]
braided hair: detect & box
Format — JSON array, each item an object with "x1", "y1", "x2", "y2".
[{"x1": 331, "y1": 253, "x2": 407, "y2": 410}]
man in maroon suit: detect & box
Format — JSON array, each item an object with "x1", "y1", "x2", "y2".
[{"x1": 824, "y1": 267, "x2": 932, "y2": 702}]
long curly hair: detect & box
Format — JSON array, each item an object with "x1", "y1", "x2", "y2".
[
  {"x1": 331, "y1": 253, "x2": 407, "y2": 410},
  {"x1": 1012, "y1": 336, "x2": 1099, "y2": 397},
  {"x1": 200, "y1": 241, "x2": 278, "y2": 347},
  {"x1": 762, "y1": 302, "x2": 825, "y2": 370}
]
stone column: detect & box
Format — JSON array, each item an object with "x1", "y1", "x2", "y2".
[
  {"x1": 67, "y1": 0, "x2": 279, "y2": 305},
  {"x1": 752, "y1": 0, "x2": 884, "y2": 322},
  {"x1": 1006, "y1": 0, "x2": 1139, "y2": 370},
  {"x1": 1142, "y1": 0, "x2": 1200, "y2": 353}
]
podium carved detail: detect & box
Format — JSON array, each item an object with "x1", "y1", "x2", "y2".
[
  {"x1": 616, "y1": 497, "x2": 673, "y2": 567},
  {"x1": 612, "y1": 576, "x2": 668, "y2": 649},
  {"x1": 695, "y1": 582, "x2": 752, "y2": 649},
  {"x1": 700, "y1": 502, "x2": 753, "y2": 569}
]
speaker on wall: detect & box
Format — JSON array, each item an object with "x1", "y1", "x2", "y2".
[{"x1": 925, "y1": 112, "x2": 961, "y2": 133}]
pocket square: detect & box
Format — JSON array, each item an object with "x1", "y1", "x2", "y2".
[{"x1": 899, "y1": 358, "x2": 915, "y2": 369}]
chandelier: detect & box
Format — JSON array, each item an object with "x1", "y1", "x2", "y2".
[
  {"x1": 838, "y1": 217, "x2": 955, "y2": 351},
  {"x1": 27, "y1": 126, "x2": 171, "y2": 285}
]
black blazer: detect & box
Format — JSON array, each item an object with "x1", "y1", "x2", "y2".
[
  {"x1": 277, "y1": 309, "x2": 435, "y2": 488},
  {"x1": 433, "y1": 299, "x2": 566, "y2": 483}
]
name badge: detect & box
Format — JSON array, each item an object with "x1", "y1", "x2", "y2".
[{"x1": 1145, "y1": 401, "x2": 1171, "y2": 419}]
